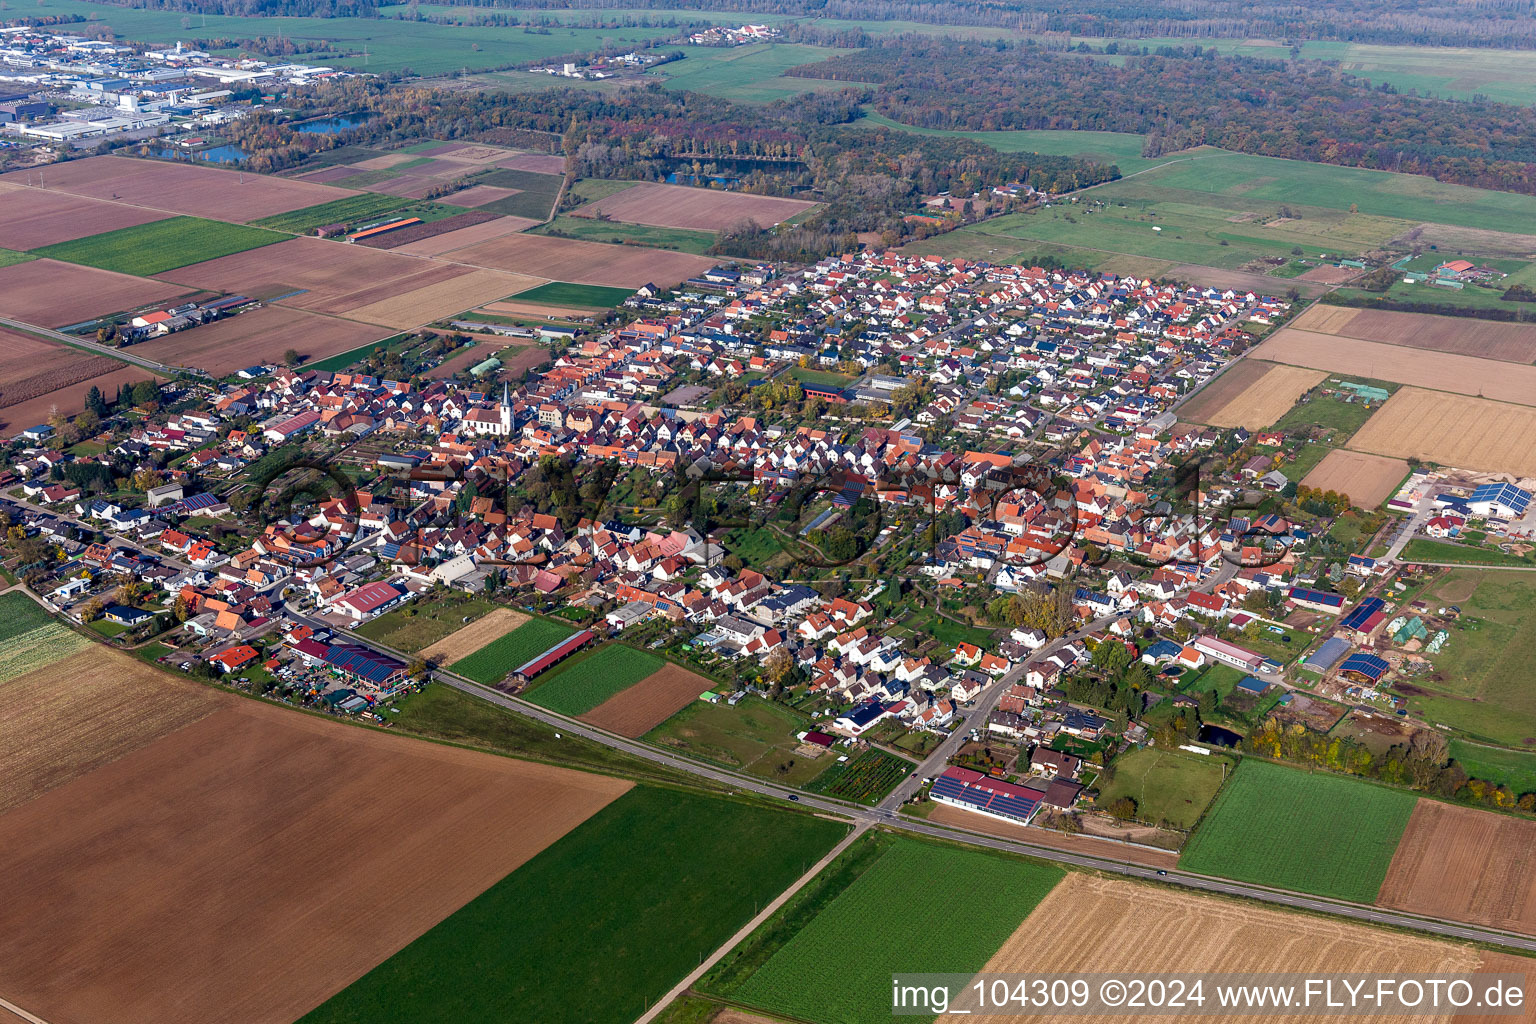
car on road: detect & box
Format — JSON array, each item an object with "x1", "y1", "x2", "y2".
[
  {"x1": 786, "y1": 795, "x2": 799, "y2": 801},
  {"x1": 1156, "y1": 870, "x2": 1168, "y2": 876}
]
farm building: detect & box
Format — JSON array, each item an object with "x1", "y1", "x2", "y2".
[
  {"x1": 1469, "y1": 482, "x2": 1532, "y2": 519},
  {"x1": 513, "y1": 629, "x2": 597, "y2": 684},
  {"x1": 1339, "y1": 652, "x2": 1390, "y2": 684},
  {"x1": 262, "y1": 410, "x2": 321, "y2": 443},
  {"x1": 1303, "y1": 636, "x2": 1352, "y2": 674},
  {"x1": 931, "y1": 766, "x2": 1042, "y2": 825},
  {"x1": 1288, "y1": 587, "x2": 1345, "y2": 614},
  {"x1": 332, "y1": 580, "x2": 407, "y2": 621},
  {"x1": 1192, "y1": 636, "x2": 1266, "y2": 674},
  {"x1": 1340, "y1": 597, "x2": 1387, "y2": 636}
]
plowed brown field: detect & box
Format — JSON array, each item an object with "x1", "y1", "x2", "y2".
[
  {"x1": 0, "y1": 155, "x2": 355, "y2": 221},
  {"x1": 1379, "y1": 799, "x2": 1536, "y2": 936},
  {"x1": 446, "y1": 232, "x2": 715, "y2": 288},
  {"x1": 0, "y1": 699, "x2": 630, "y2": 1024},
  {"x1": 955, "y1": 873, "x2": 1480, "y2": 1023},
  {"x1": 135, "y1": 305, "x2": 385, "y2": 374},
  {"x1": 580, "y1": 663, "x2": 714, "y2": 737},
  {"x1": 1346, "y1": 388, "x2": 1536, "y2": 478},
  {"x1": 342, "y1": 268, "x2": 541, "y2": 328},
  {"x1": 0, "y1": 258, "x2": 192, "y2": 325},
  {"x1": 578, "y1": 182, "x2": 818, "y2": 231},
  {"x1": 0, "y1": 365, "x2": 164, "y2": 437},
  {"x1": 395, "y1": 215, "x2": 539, "y2": 256},
  {"x1": 1300, "y1": 449, "x2": 1410, "y2": 507},
  {"x1": 1180, "y1": 360, "x2": 1273, "y2": 425},
  {"x1": 420, "y1": 607, "x2": 530, "y2": 663},
  {"x1": 1252, "y1": 330, "x2": 1536, "y2": 406},
  {"x1": 0, "y1": 183, "x2": 171, "y2": 249},
  {"x1": 1292, "y1": 306, "x2": 1536, "y2": 364},
  {"x1": 0, "y1": 647, "x2": 223, "y2": 815}
]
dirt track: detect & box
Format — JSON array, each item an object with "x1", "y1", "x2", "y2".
[{"x1": 0, "y1": 699, "x2": 630, "y2": 1024}]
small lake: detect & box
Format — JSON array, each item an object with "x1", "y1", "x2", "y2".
[
  {"x1": 295, "y1": 114, "x2": 370, "y2": 135},
  {"x1": 1198, "y1": 724, "x2": 1243, "y2": 748},
  {"x1": 145, "y1": 143, "x2": 247, "y2": 164}
]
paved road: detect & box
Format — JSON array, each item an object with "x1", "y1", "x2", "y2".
[
  {"x1": 0, "y1": 315, "x2": 193, "y2": 378},
  {"x1": 310, "y1": 616, "x2": 1536, "y2": 955}
]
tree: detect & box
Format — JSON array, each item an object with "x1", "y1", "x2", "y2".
[
  {"x1": 283, "y1": 348, "x2": 303, "y2": 366},
  {"x1": 80, "y1": 597, "x2": 105, "y2": 622},
  {"x1": 84, "y1": 385, "x2": 108, "y2": 418},
  {"x1": 1105, "y1": 796, "x2": 1138, "y2": 820}
]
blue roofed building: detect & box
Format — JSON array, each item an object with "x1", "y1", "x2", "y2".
[
  {"x1": 1339, "y1": 652, "x2": 1390, "y2": 684},
  {"x1": 1469, "y1": 482, "x2": 1532, "y2": 519}
]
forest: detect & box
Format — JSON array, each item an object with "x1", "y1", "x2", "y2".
[{"x1": 790, "y1": 40, "x2": 1536, "y2": 196}]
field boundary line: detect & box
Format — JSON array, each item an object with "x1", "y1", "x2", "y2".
[
  {"x1": 631, "y1": 821, "x2": 870, "y2": 1024},
  {"x1": 0, "y1": 993, "x2": 53, "y2": 1024}
]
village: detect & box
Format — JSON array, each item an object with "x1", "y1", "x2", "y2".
[{"x1": 5, "y1": 248, "x2": 1536, "y2": 844}]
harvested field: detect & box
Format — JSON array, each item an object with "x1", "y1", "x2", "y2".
[
  {"x1": 1297, "y1": 263, "x2": 1362, "y2": 284},
  {"x1": 395, "y1": 215, "x2": 539, "y2": 256},
  {"x1": 0, "y1": 329, "x2": 113, "y2": 410},
  {"x1": 1179, "y1": 359, "x2": 1272, "y2": 424},
  {"x1": 342, "y1": 268, "x2": 542, "y2": 329},
  {"x1": 498, "y1": 153, "x2": 566, "y2": 173},
  {"x1": 924, "y1": 801, "x2": 1178, "y2": 868},
  {"x1": 420, "y1": 607, "x2": 530, "y2": 663},
  {"x1": 1292, "y1": 305, "x2": 1536, "y2": 364},
  {"x1": 368, "y1": 174, "x2": 438, "y2": 199},
  {"x1": 577, "y1": 182, "x2": 817, "y2": 231},
  {"x1": 354, "y1": 210, "x2": 499, "y2": 250},
  {"x1": 0, "y1": 258, "x2": 191, "y2": 325},
  {"x1": 1346, "y1": 388, "x2": 1536, "y2": 478},
  {"x1": 1204, "y1": 363, "x2": 1327, "y2": 429},
  {"x1": 297, "y1": 165, "x2": 365, "y2": 184},
  {"x1": 1378, "y1": 799, "x2": 1536, "y2": 936},
  {"x1": 1300, "y1": 449, "x2": 1410, "y2": 507},
  {"x1": 480, "y1": 299, "x2": 593, "y2": 319},
  {"x1": 580, "y1": 662, "x2": 715, "y2": 737},
  {"x1": 0, "y1": 156, "x2": 355, "y2": 221},
  {"x1": 446, "y1": 184, "x2": 521, "y2": 207},
  {"x1": 0, "y1": 647, "x2": 224, "y2": 815},
  {"x1": 0, "y1": 183, "x2": 170, "y2": 250},
  {"x1": 1251, "y1": 329, "x2": 1536, "y2": 406},
  {"x1": 501, "y1": 343, "x2": 554, "y2": 376},
  {"x1": 960, "y1": 873, "x2": 1479, "y2": 1023},
  {"x1": 0, "y1": 365, "x2": 162, "y2": 436},
  {"x1": 350, "y1": 153, "x2": 418, "y2": 170},
  {"x1": 135, "y1": 306, "x2": 386, "y2": 375},
  {"x1": 0, "y1": 699, "x2": 631, "y2": 1024},
  {"x1": 445, "y1": 232, "x2": 716, "y2": 288}
]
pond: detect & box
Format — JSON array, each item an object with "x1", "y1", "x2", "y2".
[
  {"x1": 295, "y1": 114, "x2": 370, "y2": 135},
  {"x1": 145, "y1": 143, "x2": 247, "y2": 164},
  {"x1": 1198, "y1": 724, "x2": 1243, "y2": 748}
]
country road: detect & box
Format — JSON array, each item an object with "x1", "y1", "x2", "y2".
[
  {"x1": 306, "y1": 613, "x2": 1536, "y2": 957},
  {"x1": 0, "y1": 315, "x2": 193, "y2": 378}
]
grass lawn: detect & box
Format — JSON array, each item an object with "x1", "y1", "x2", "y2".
[
  {"x1": 32, "y1": 216, "x2": 284, "y2": 276},
  {"x1": 1402, "y1": 571, "x2": 1536, "y2": 746},
  {"x1": 1280, "y1": 441, "x2": 1334, "y2": 482},
  {"x1": 1271, "y1": 394, "x2": 1386, "y2": 444},
  {"x1": 785, "y1": 365, "x2": 856, "y2": 388},
  {"x1": 857, "y1": 109, "x2": 1170, "y2": 173},
  {"x1": 723, "y1": 525, "x2": 790, "y2": 567},
  {"x1": 251, "y1": 193, "x2": 412, "y2": 232},
  {"x1": 299, "y1": 786, "x2": 845, "y2": 1024},
  {"x1": 646, "y1": 695, "x2": 830, "y2": 788},
  {"x1": 87, "y1": 618, "x2": 132, "y2": 637},
  {"x1": 803, "y1": 747, "x2": 911, "y2": 804},
  {"x1": 1449, "y1": 740, "x2": 1536, "y2": 797},
  {"x1": 534, "y1": 214, "x2": 718, "y2": 255},
  {"x1": 705, "y1": 833, "x2": 1063, "y2": 1024},
  {"x1": 511, "y1": 280, "x2": 635, "y2": 309},
  {"x1": 901, "y1": 608, "x2": 997, "y2": 652},
  {"x1": 524, "y1": 643, "x2": 665, "y2": 716},
  {"x1": 0, "y1": 248, "x2": 36, "y2": 267},
  {"x1": 1179, "y1": 759, "x2": 1416, "y2": 902},
  {"x1": 1402, "y1": 538, "x2": 1535, "y2": 567},
  {"x1": 450, "y1": 618, "x2": 575, "y2": 685},
  {"x1": 352, "y1": 593, "x2": 501, "y2": 653},
  {"x1": 1097, "y1": 746, "x2": 1229, "y2": 830}
]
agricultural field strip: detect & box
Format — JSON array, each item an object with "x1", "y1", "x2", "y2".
[
  {"x1": 0, "y1": 620, "x2": 93, "y2": 686},
  {"x1": 335, "y1": 636, "x2": 1536, "y2": 953}
]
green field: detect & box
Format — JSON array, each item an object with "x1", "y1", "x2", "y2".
[
  {"x1": 0, "y1": 592, "x2": 61, "y2": 644},
  {"x1": 252, "y1": 193, "x2": 413, "y2": 232},
  {"x1": 534, "y1": 214, "x2": 718, "y2": 254},
  {"x1": 1097, "y1": 747, "x2": 1229, "y2": 830},
  {"x1": 858, "y1": 110, "x2": 1170, "y2": 174},
  {"x1": 1450, "y1": 740, "x2": 1536, "y2": 797},
  {"x1": 785, "y1": 366, "x2": 856, "y2": 388},
  {"x1": 449, "y1": 618, "x2": 576, "y2": 684},
  {"x1": 1401, "y1": 571, "x2": 1536, "y2": 746},
  {"x1": 1271, "y1": 393, "x2": 1389, "y2": 444},
  {"x1": 351, "y1": 593, "x2": 500, "y2": 653},
  {"x1": 32, "y1": 216, "x2": 284, "y2": 275},
  {"x1": 648, "y1": 43, "x2": 860, "y2": 102},
  {"x1": 1280, "y1": 442, "x2": 1336, "y2": 483},
  {"x1": 0, "y1": 594, "x2": 92, "y2": 684},
  {"x1": 1179, "y1": 759, "x2": 1416, "y2": 902},
  {"x1": 710, "y1": 834, "x2": 1063, "y2": 1024},
  {"x1": 803, "y1": 747, "x2": 910, "y2": 804},
  {"x1": 1402, "y1": 538, "x2": 1535, "y2": 567},
  {"x1": 300, "y1": 786, "x2": 845, "y2": 1024},
  {"x1": 512, "y1": 281, "x2": 635, "y2": 309},
  {"x1": 476, "y1": 168, "x2": 564, "y2": 220},
  {"x1": 303, "y1": 332, "x2": 405, "y2": 373},
  {"x1": 646, "y1": 695, "x2": 830, "y2": 787},
  {"x1": 0, "y1": 248, "x2": 37, "y2": 268},
  {"x1": 524, "y1": 643, "x2": 665, "y2": 716},
  {"x1": 26, "y1": 0, "x2": 690, "y2": 75}
]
